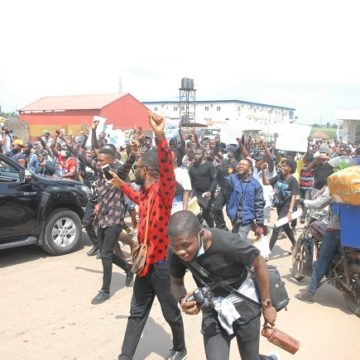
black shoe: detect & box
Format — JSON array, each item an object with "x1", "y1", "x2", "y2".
[
  {"x1": 165, "y1": 349, "x2": 187, "y2": 360},
  {"x1": 300, "y1": 217, "x2": 306, "y2": 224},
  {"x1": 91, "y1": 290, "x2": 110, "y2": 305},
  {"x1": 87, "y1": 246, "x2": 99, "y2": 256},
  {"x1": 96, "y1": 253, "x2": 101, "y2": 260},
  {"x1": 125, "y1": 270, "x2": 134, "y2": 287}
]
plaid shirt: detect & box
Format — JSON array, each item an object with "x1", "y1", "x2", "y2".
[{"x1": 96, "y1": 155, "x2": 135, "y2": 228}]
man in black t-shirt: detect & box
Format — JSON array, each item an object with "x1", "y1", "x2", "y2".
[
  {"x1": 304, "y1": 143, "x2": 333, "y2": 193},
  {"x1": 189, "y1": 148, "x2": 217, "y2": 227},
  {"x1": 167, "y1": 211, "x2": 277, "y2": 360}
]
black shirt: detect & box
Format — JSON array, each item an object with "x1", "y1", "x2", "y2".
[
  {"x1": 168, "y1": 228, "x2": 259, "y2": 297},
  {"x1": 189, "y1": 161, "x2": 217, "y2": 194},
  {"x1": 270, "y1": 174, "x2": 299, "y2": 210},
  {"x1": 313, "y1": 162, "x2": 333, "y2": 190}
]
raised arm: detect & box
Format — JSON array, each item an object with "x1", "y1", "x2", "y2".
[
  {"x1": 259, "y1": 140, "x2": 275, "y2": 173},
  {"x1": 150, "y1": 113, "x2": 176, "y2": 207}
]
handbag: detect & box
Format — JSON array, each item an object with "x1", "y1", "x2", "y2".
[
  {"x1": 252, "y1": 265, "x2": 289, "y2": 311},
  {"x1": 130, "y1": 198, "x2": 151, "y2": 274}
]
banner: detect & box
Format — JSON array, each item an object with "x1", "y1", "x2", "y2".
[{"x1": 274, "y1": 124, "x2": 312, "y2": 153}]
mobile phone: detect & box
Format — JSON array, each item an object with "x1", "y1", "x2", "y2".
[{"x1": 102, "y1": 164, "x2": 113, "y2": 180}]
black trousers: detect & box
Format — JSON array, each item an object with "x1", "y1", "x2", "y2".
[
  {"x1": 195, "y1": 191, "x2": 215, "y2": 228},
  {"x1": 82, "y1": 200, "x2": 98, "y2": 247},
  {"x1": 119, "y1": 263, "x2": 186, "y2": 360},
  {"x1": 213, "y1": 189, "x2": 228, "y2": 230},
  {"x1": 269, "y1": 207, "x2": 297, "y2": 250},
  {"x1": 201, "y1": 303, "x2": 271, "y2": 360},
  {"x1": 97, "y1": 224, "x2": 130, "y2": 293}
]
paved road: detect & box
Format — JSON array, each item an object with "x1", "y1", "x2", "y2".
[{"x1": 1, "y1": 223, "x2": 359, "y2": 360}]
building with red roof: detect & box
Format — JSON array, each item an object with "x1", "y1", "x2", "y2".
[{"x1": 19, "y1": 93, "x2": 150, "y2": 138}]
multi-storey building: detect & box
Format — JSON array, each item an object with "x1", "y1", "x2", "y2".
[{"x1": 143, "y1": 99, "x2": 296, "y2": 134}]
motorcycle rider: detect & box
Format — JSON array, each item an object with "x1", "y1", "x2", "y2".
[{"x1": 295, "y1": 186, "x2": 340, "y2": 303}]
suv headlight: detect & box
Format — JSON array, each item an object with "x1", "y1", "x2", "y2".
[{"x1": 79, "y1": 185, "x2": 91, "y2": 198}]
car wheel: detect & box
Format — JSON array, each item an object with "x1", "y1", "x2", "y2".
[{"x1": 42, "y1": 208, "x2": 82, "y2": 255}]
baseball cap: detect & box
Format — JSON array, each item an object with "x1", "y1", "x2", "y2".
[{"x1": 318, "y1": 143, "x2": 330, "y2": 154}]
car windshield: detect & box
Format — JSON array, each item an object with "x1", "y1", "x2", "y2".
[{"x1": 0, "y1": 159, "x2": 20, "y2": 181}]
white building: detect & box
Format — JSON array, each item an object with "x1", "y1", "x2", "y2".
[
  {"x1": 143, "y1": 99, "x2": 296, "y2": 134},
  {"x1": 335, "y1": 110, "x2": 360, "y2": 144}
]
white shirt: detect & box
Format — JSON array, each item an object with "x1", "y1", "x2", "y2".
[
  {"x1": 252, "y1": 165, "x2": 277, "y2": 207},
  {"x1": 0, "y1": 132, "x2": 12, "y2": 153},
  {"x1": 172, "y1": 166, "x2": 192, "y2": 214}
]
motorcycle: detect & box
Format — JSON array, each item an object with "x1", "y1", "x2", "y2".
[{"x1": 292, "y1": 216, "x2": 360, "y2": 317}]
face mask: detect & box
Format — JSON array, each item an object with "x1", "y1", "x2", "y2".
[
  {"x1": 196, "y1": 235, "x2": 205, "y2": 258},
  {"x1": 223, "y1": 154, "x2": 229, "y2": 160},
  {"x1": 60, "y1": 150, "x2": 69, "y2": 157}
]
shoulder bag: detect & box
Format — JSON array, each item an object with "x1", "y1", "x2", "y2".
[{"x1": 131, "y1": 198, "x2": 151, "y2": 274}]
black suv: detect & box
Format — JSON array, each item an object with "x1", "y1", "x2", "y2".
[{"x1": 0, "y1": 154, "x2": 89, "y2": 255}]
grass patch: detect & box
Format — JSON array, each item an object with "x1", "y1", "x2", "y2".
[{"x1": 310, "y1": 127, "x2": 338, "y2": 139}]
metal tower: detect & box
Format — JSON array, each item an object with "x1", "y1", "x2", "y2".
[{"x1": 179, "y1": 78, "x2": 196, "y2": 124}]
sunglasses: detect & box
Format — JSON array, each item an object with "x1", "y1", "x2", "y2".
[{"x1": 133, "y1": 164, "x2": 147, "y2": 170}]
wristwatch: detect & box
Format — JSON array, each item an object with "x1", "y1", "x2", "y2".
[{"x1": 261, "y1": 299, "x2": 272, "y2": 308}]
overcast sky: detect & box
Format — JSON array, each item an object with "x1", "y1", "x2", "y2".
[{"x1": 1, "y1": 0, "x2": 360, "y2": 124}]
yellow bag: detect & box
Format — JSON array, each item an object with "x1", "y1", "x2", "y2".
[{"x1": 328, "y1": 166, "x2": 360, "y2": 205}]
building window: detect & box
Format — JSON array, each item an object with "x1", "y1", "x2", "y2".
[
  {"x1": 173, "y1": 107, "x2": 178, "y2": 111},
  {"x1": 154, "y1": 106, "x2": 158, "y2": 111},
  {"x1": 216, "y1": 106, "x2": 221, "y2": 111},
  {"x1": 205, "y1": 106, "x2": 209, "y2": 111},
  {"x1": 289, "y1": 111, "x2": 294, "y2": 120}
]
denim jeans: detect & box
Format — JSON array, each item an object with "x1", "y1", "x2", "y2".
[
  {"x1": 232, "y1": 223, "x2": 252, "y2": 242},
  {"x1": 97, "y1": 224, "x2": 130, "y2": 293},
  {"x1": 119, "y1": 262, "x2": 185, "y2": 360},
  {"x1": 309, "y1": 229, "x2": 340, "y2": 293}
]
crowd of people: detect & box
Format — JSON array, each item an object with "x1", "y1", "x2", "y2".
[{"x1": 1, "y1": 117, "x2": 360, "y2": 360}]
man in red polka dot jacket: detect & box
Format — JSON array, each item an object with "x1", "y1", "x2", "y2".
[{"x1": 110, "y1": 112, "x2": 187, "y2": 360}]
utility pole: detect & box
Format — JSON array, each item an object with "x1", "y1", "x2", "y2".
[{"x1": 118, "y1": 76, "x2": 123, "y2": 93}]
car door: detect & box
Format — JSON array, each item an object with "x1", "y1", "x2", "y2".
[{"x1": 0, "y1": 157, "x2": 38, "y2": 243}]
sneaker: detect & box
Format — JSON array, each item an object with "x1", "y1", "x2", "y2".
[
  {"x1": 268, "y1": 351, "x2": 281, "y2": 360},
  {"x1": 87, "y1": 246, "x2": 99, "y2": 256},
  {"x1": 125, "y1": 270, "x2": 134, "y2": 287},
  {"x1": 165, "y1": 349, "x2": 187, "y2": 360},
  {"x1": 295, "y1": 289, "x2": 315, "y2": 303},
  {"x1": 91, "y1": 290, "x2": 110, "y2": 305}
]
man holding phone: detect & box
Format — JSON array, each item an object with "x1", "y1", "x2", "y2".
[{"x1": 91, "y1": 146, "x2": 136, "y2": 304}]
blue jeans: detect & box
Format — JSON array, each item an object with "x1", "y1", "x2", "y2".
[
  {"x1": 119, "y1": 262, "x2": 185, "y2": 359},
  {"x1": 309, "y1": 229, "x2": 340, "y2": 293},
  {"x1": 232, "y1": 223, "x2": 251, "y2": 242}
]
